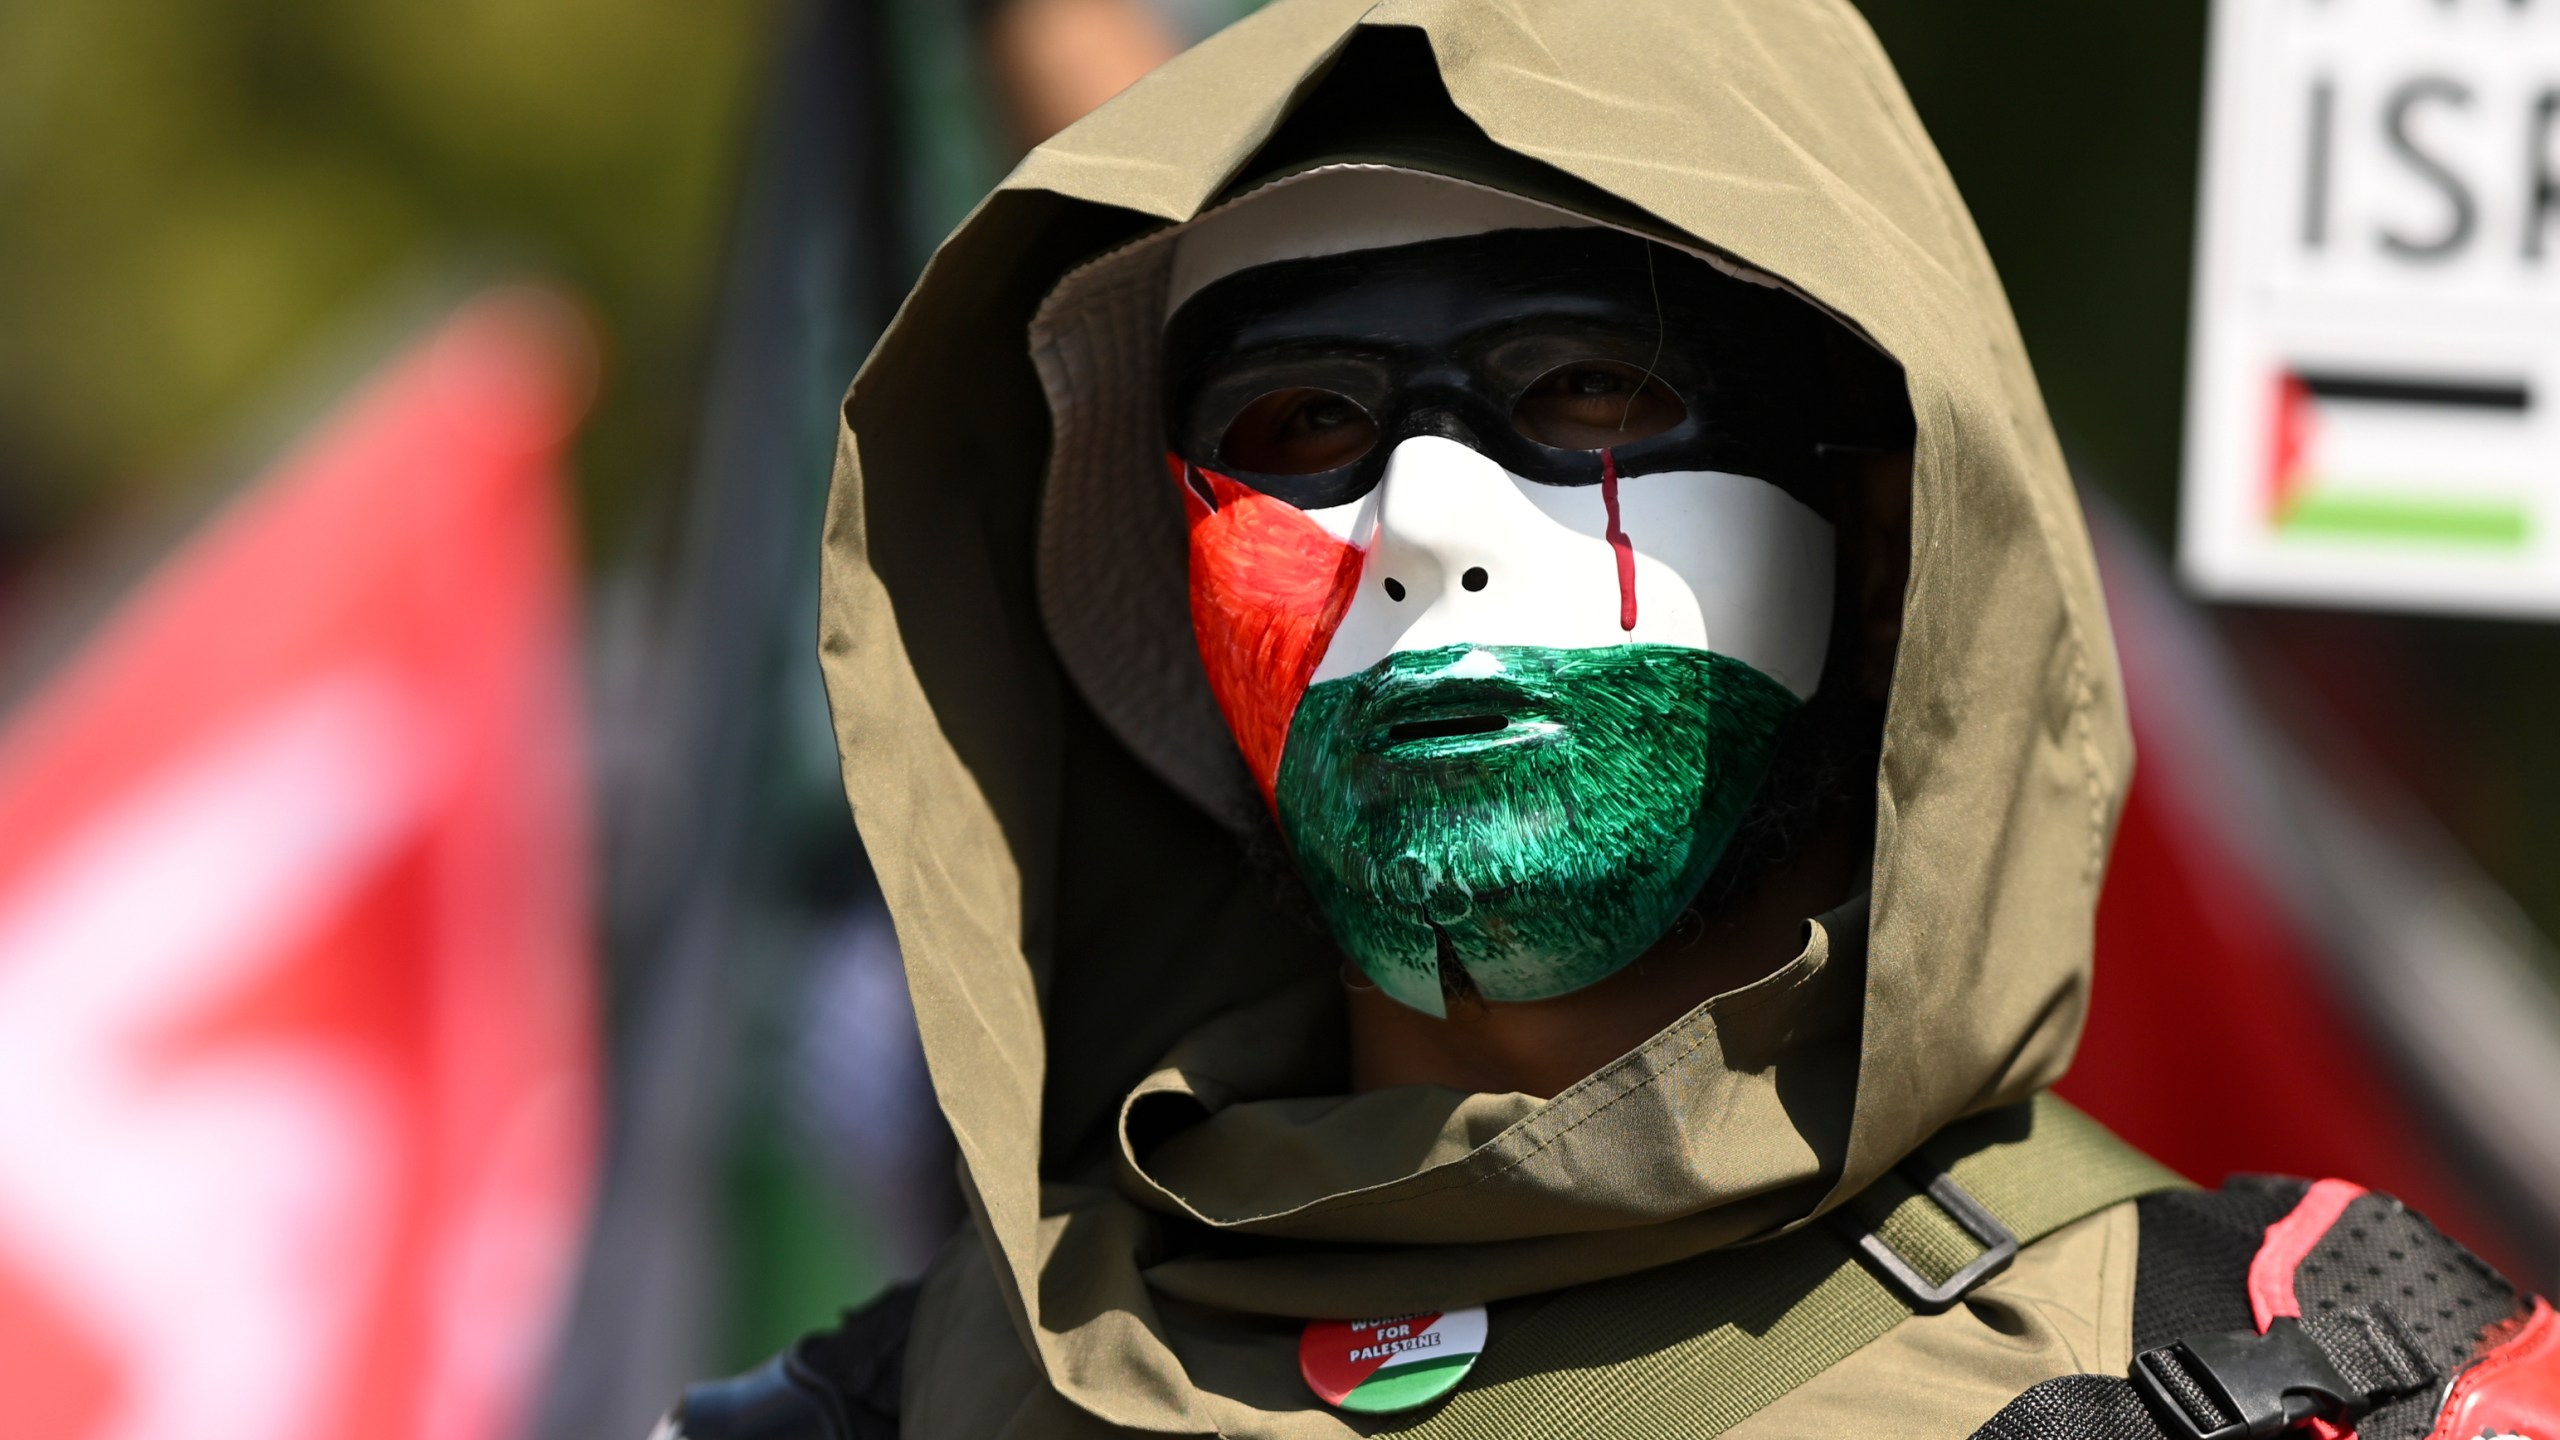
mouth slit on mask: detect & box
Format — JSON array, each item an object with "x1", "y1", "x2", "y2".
[{"x1": 1385, "y1": 713, "x2": 1510, "y2": 744}]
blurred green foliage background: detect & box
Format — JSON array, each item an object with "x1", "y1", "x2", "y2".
[
  {"x1": 1856, "y1": 0, "x2": 2209, "y2": 541},
  {"x1": 0, "y1": 0, "x2": 773, "y2": 560}
]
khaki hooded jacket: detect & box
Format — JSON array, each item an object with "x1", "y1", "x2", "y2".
[{"x1": 816, "y1": 1, "x2": 2136, "y2": 1434}]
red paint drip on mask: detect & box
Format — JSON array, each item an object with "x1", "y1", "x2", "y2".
[{"x1": 1602, "y1": 448, "x2": 1637, "y2": 631}]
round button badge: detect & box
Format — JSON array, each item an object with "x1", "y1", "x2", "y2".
[{"x1": 1298, "y1": 1306, "x2": 1488, "y2": 1414}]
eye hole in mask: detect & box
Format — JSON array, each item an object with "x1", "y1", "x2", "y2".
[
  {"x1": 1217, "y1": 386, "x2": 1381, "y2": 475},
  {"x1": 1510, "y1": 359, "x2": 1687, "y2": 451}
]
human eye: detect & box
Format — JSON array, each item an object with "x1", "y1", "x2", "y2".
[
  {"x1": 1509, "y1": 360, "x2": 1685, "y2": 450},
  {"x1": 1218, "y1": 386, "x2": 1381, "y2": 474}
]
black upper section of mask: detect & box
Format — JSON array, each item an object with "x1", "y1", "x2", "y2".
[{"x1": 1163, "y1": 226, "x2": 1912, "y2": 514}]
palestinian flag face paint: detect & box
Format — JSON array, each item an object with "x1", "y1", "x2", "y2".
[
  {"x1": 1279, "y1": 642, "x2": 1796, "y2": 1014},
  {"x1": 1165, "y1": 224, "x2": 1870, "y2": 1014},
  {"x1": 1179, "y1": 435, "x2": 1833, "y2": 1016}
]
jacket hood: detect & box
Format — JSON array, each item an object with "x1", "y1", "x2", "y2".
[{"x1": 816, "y1": 2, "x2": 2130, "y2": 1434}]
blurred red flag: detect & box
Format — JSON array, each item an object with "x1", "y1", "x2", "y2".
[
  {"x1": 0, "y1": 292, "x2": 600, "y2": 1440},
  {"x1": 2070, "y1": 730, "x2": 2500, "y2": 1247},
  {"x1": 2065, "y1": 515, "x2": 2525, "y2": 1273}
]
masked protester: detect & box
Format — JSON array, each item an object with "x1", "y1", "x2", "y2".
[{"x1": 657, "y1": 5, "x2": 2560, "y2": 1438}]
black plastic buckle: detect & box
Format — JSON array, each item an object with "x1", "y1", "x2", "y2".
[
  {"x1": 2132, "y1": 1318, "x2": 2360, "y2": 1440},
  {"x1": 1834, "y1": 1163, "x2": 2020, "y2": 1313}
]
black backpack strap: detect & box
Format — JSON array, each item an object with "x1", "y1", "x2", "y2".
[
  {"x1": 1970, "y1": 1182, "x2": 2312, "y2": 1438},
  {"x1": 2131, "y1": 1178, "x2": 2307, "y2": 1350},
  {"x1": 654, "y1": 1284, "x2": 919, "y2": 1440},
  {"x1": 1972, "y1": 1180, "x2": 2534, "y2": 1440},
  {"x1": 2130, "y1": 1308, "x2": 2437, "y2": 1438},
  {"x1": 2276, "y1": 1188, "x2": 2524, "y2": 1440},
  {"x1": 1975, "y1": 1308, "x2": 2436, "y2": 1440},
  {"x1": 1970, "y1": 1374, "x2": 2187, "y2": 1440}
]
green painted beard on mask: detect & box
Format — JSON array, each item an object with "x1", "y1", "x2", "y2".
[{"x1": 1272, "y1": 643, "x2": 1798, "y2": 1017}]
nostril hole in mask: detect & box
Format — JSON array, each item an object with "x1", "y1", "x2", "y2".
[
  {"x1": 1462, "y1": 567, "x2": 1489, "y2": 592},
  {"x1": 1384, "y1": 578, "x2": 1407, "y2": 601}
]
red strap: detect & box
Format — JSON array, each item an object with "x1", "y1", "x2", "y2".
[
  {"x1": 2250, "y1": 1178, "x2": 2368, "y2": 1329},
  {"x1": 2249, "y1": 1180, "x2": 2368, "y2": 1439},
  {"x1": 2427, "y1": 1297, "x2": 2560, "y2": 1440},
  {"x1": 2245, "y1": 1179, "x2": 2560, "y2": 1439}
]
